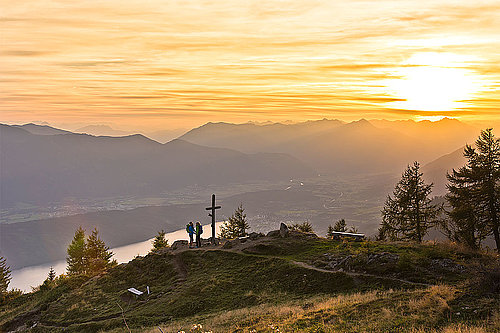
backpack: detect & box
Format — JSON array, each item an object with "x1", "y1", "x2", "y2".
[
  {"x1": 186, "y1": 224, "x2": 190, "y2": 233},
  {"x1": 198, "y1": 225, "x2": 203, "y2": 235}
]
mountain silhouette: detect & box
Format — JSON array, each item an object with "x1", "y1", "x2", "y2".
[
  {"x1": 12, "y1": 123, "x2": 72, "y2": 135},
  {"x1": 422, "y1": 146, "x2": 466, "y2": 196},
  {"x1": 0, "y1": 124, "x2": 313, "y2": 207},
  {"x1": 180, "y1": 118, "x2": 476, "y2": 175}
]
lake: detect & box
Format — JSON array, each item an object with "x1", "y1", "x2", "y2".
[{"x1": 10, "y1": 222, "x2": 221, "y2": 292}]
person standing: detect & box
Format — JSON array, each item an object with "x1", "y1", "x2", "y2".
[
  {"x1": 186, "y1": 221, "x2": 195, "y2": 248},
  {"x1": 195, "y1": 221, "x2": 203, "y2": 248}
]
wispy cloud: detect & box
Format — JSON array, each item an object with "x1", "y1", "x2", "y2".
[{"x1": 1, "y1": 0, "x2": 499, "y2": 130}]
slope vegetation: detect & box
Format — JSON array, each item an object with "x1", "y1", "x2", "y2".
[{"x1": 1, "y1": 232, "x2": 498, "y2": 332}]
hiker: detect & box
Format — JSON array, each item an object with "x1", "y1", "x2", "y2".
[
  {"x1": 195, "y1": 221, "x2": 203, "y2": 248},
  {"x1": 186, "y1": 221, "x2": 195, "y2": 248}
]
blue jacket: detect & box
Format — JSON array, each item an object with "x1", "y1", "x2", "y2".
[{"x1": 186, "y1": 225, "x2": 195, "y2": 235}]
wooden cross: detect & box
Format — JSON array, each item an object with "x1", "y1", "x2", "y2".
[{"x1": 205, "y1": 194, "x2": 221, "y2": 244}]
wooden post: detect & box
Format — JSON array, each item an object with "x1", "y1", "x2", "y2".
[{"x1": 205, "y1": 194, "x2": 221, "y2": 245}]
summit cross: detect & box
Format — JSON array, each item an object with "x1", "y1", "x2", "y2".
[{"x1": 205, "y1": 194, "x2": 221, "y2": 244}]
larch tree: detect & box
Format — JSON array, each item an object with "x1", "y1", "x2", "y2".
[
  {"x1": 66, "y1": 226, "x2": 87, "y2": 275},
  {"x1": 379, "y1": 161, "x2": 440, "y2": 242},
  {"x1": 85, "y1": 228, "x2": 116, "y2": 276},
  {"x1": 219, "y1": 204, "x2": 249, "y2": 239},
  {"x1": 152, "y1": 230, "x2": 169, "y2": 251},
  {"x1": 445, "y1": 129, "x2": 500, "y2": 251}
]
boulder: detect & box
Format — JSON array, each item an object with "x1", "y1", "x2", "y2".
[
  {"x1": 248, "y1": 232, "x2": 262, "y2": 240},
  {"x1": 289, "y1": 230, "x2": 318, "y2": 239},
  {"x1": 171, "y1": 240, "x2": 188, "y2": 250},
  {"x1": 267, "y1": 230, "x2": 280, "y2": 238},
  {"x1": 279, "y1": 223, "x2": 289, "y2": 238}
]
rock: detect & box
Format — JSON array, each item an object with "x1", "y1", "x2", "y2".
[
  {"x1": 248, "y1": 232, "x2": 262, "y2": 240},
  {"x1": 430, "y1": 258, "x2": 466, "y2": 273},
  {"x1": 222, "y1": 241, "x2": 234, "y2": 249},
  {"x1": 289, "y1": 230, "x2": 318, "y2": 239},
  {"x1": 267, "y1": 230, "x2": 280, "y2": 238},
  {"x1": 280, "y1": 223, "x2": 289, "y2": 238},
  {"x1": 171, "y1": 240, "x2": 188, "y2": 250}
]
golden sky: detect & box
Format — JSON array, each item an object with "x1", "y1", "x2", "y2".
[{"x1": 1, "y1": 0, "x2": 499, "y2": 131}]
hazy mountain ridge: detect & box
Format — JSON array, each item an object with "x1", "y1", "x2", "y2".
[
  {"x1": 11, "y1": 123, "x2": 73, "y2": 136},
  {"x1": 422, "y1": 146, "x2": 466, "y2": 196},
  {"x1": 0, "y1": 124, "x2": 313, "y2": 207},
  {"x1": 74, "y1": 124, "x2": 130, "y2": 136},
  {"x1": 180, "y1": 118, "x2": 477, "y2": 174}
]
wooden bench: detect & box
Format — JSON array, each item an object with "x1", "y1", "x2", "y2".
[{"x1": 330, "y1": 231, "x2": 365, "y2": 241}]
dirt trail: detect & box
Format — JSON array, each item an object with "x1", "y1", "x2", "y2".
[
  {"x1": 174, "y1": 243, "x2": 433, "y2": 287},
  {"x1": 291, "y1": 260, "x2": 432, "y2": 287}
]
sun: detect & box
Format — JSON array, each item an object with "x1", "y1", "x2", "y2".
[{"x1": 385, "y1": 52, "x2": 483, "y2": 114}]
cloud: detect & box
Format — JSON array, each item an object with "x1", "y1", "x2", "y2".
[{"x1": 1, "y1": 0, "x2": 499, "y2": 129}]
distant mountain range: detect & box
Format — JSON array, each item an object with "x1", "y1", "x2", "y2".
[
  {"x1": 74, "y1": 124, "x2": 130, "y2": 136},
  {"x1": 0, "y1": 124, "x2": 312, "y2": 207},
  {"x1": 180, "y1": 118, "x2": 478, "y2": 174},
  {"x1": 1, "y1": 119, "x2": 481, "y2": 207},
  {"x1": 12, "y1": 123, "x2": 72, "y2": 135}
]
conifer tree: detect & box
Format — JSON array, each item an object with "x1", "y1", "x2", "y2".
[
  {"x1": 379, "y1": 161, "x2": 439, "y2": 242},
  {"x1": 289, "y1": 222, "x2": 314, "y2": 233},
  {"x1": 348, "y1": 226, "x2": 359, "y2": 233},
  {"x1": 152, "y1": 230, "x2": 169, "y2": 251},
  {"x1": 48, "y1": 266, "x2": 56, "y2": 281},
  {"x1": 0, "y1": 256, "x2": 11, "y2": 295},
  {"x1": 85, "y1": 228, "x2": 115, "y2": 276},
  {"x1": 219, "y1": 204, "x2": 249, "y2": 239},
  {"x1": 41, "y1": 266, "x2": 57, "y2": 291},
  {"x1": 326, "y1": 225, "x2": 335, "y2": 238},
  {"x1": 333, "y1": 219, "x2": 347, "y2": 232},
  {"x1": 66, "y1": 227, "x2": 87, "y2": 275},
  {"x1": 445, "y1": 129, "x2": 500, "y2": 251}
]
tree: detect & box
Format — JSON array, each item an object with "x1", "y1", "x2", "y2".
[
  {"x1": 86, "y1": 228, "x2": 116, "y2": 276},
  {"x1": 289, "y1": 222, "x2": 314, "y2": 233},
  {"x1": 379, "y1": 161, "x2": 440, "y2": 242},
  {"x1": 445, "y1": 129, "x2": 500, "y2": 251},
  {"x1": 0, "y1": 256, "x2": 11, "y2": 295},
  {"x1": 348, "y1": 226, "x2": 359, "y2": 233},
  {"x1": 326, "y1": 225, "x2": 335, "y2": 238},
  {"x1": 327, "y1": 219, "x2": 359, "y2": 237},
  {"x1": 67, "y1": 227, "x2": 115, "y2": 276},
  {"x1": 66, "y1": 227, "x2": 87, "y2": 275},
  {"x1": 48, "y1": 266, "x2": 56, "y2": 281},
  {"x1": 333, "y1": 219, "x2": 347, "y2": 232},
  {"x1": 219, "y1": 204, "x2": 249, "y2": 239},
  {"x1": 40, "y1": 266, "x2": 57, "y2": 291},
  {"x1": 152, "y1": 230, "x2": 169, "y2": 251}
]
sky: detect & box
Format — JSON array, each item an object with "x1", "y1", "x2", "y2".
[{"x1": 1, "y1": 0, "x2": 499, "y2": 131}]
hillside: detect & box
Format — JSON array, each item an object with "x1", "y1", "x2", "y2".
[
  {"x1": 423, "y1": 147, "x2": 466, "y2": 196},
  {"x1": 0, "y1": 124, "x2": 313, "y2": 206},
  {"x1": 1, "y1": 231, "x2": 498, "y2": 332}
]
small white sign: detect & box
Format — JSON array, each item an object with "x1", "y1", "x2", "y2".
[{"x1": 127, "y1": 288, "x2": 143, "y2": 296}]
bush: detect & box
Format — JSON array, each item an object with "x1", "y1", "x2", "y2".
[{"x1": 289, "y1": 222, "x2": 314, "y2": 233}]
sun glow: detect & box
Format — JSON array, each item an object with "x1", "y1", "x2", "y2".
[{"x1": 386, "y1": 53, "x2": 484, "y2": 113}]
